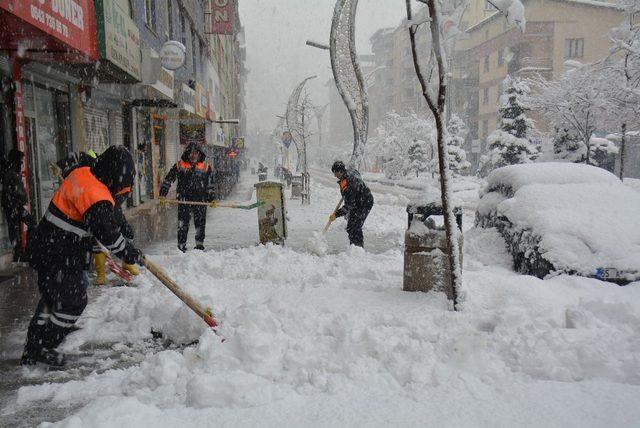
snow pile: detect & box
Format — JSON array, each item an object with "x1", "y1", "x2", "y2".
[
  {"x1": 498, "y1": 182, "x2": 640, "y2": 277},
  {"x1": 483, "y1": 162, "x2": 619, "y2": 196},
  {"x1": 304, "y1": 231, "x2": 329, "y2": 256},
  {"x1": 10, "y1": 234, "x2": 640, "y2": 427}
]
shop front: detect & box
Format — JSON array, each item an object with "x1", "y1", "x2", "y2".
[{"x1": 0, "y1": 1, "x2": 97, "y2": 263}]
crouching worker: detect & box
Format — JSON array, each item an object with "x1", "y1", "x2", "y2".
[
  {"x1": 22, "y1": 146, "x2": 143, "y2": 367},
  {"x1": 329, "y1": 161, "x2": 374, "y2": 248}
]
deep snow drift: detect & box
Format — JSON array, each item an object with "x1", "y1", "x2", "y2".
[{"x1": 4, "y1": 171, "x2": 640, "y2": 427}]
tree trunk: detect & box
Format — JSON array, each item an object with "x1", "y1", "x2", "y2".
[{"x1": 619, "y1": 123, "x2": 626, "y2": 181}]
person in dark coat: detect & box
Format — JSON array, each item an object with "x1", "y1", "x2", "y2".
[
  {"x1": 1, "y1": 149, "x2": 35, "y2": 262},
  {"x1": 159, "y1": 143, "x2": 215, "y2": 252},
  {"x1": 22, "y1": 146, "x2": 143, "y2": 367},
  {"x1": 329, "y1": 160, "x2": 374, "y2": 248}
]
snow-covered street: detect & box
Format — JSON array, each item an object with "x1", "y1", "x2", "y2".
[{"x1": 2, "y1": 171, "x2": 640, "y2": 427}]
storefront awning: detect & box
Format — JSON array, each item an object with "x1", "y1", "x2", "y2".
[{"x1": 0, "y1": 1, "x2": 98, "y2": 63}]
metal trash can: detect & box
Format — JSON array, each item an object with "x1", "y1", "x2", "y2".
[
  {"x1": 290, "y1": 175, "x2": 302, "y2": 199},
  {"x1": 403, "y1": 203, "x2": 463, "y2": 301}
]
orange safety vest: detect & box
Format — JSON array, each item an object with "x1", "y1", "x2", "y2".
[
  {"x1": 177, "y1": 160, "x2": 209, "y2": 172},
  {"x1": 339, "y1": 178, "x2": 347, "y2": 192},
  {"x1": 51, "y1": 166, "x2": 114, "y2": 222}
]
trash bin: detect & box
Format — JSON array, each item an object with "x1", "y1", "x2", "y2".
[
  {"x1": 258, "y1": 172, "x2": 267, "y2": 182},
  {"x1": 254, "y1": 181, "x2": 287, "y2": 245},
  {"x1": 403, "y1": 203, "x2": 463, "y2": 301},
  {"x1": 290, "y1": 175, "x2": 302, "y2": 199}
]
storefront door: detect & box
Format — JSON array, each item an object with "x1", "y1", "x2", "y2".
[{"x1": 23, "y1": 83, "x2": 71, "y2": 218}]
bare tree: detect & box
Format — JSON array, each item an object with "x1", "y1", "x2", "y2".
[{"x1": 406, "y1": 0, "x2": 524, "y2": 309}]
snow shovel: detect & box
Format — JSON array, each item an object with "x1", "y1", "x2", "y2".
[
  {"x1": 162, "y1": 199, "x2": 265, "y2": 210},
  {"x1": 323, "y1": 197, "x2": 344, "y2": 234},
  {"x1": 141, "y1": 257, "x2": 225, "y2": 340}
]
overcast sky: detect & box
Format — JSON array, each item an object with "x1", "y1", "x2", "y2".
[{"x1": 239, "y1": 0, "x2": 405, "y2": 133}]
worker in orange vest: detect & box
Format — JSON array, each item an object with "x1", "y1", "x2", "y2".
[
  {"x1": 159, "y1": 143, "x2": 215, "y2": 252},
  {"x1": 22, "y1": 146, "x2": 143, "y2": 367}
]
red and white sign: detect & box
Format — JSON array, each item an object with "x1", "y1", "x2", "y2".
[
  {"x1": 207, "y1": 0, "x2": 233, "y2": 35},
  {"x1": 0, "y1": 0, "x2": 97, "y2": 59}
]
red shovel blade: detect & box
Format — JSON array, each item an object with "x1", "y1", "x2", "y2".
[{"x1": 106, "y1": 258, "x2": 133, "y2": 283}]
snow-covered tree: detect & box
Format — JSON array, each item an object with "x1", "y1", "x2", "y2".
[
  {"x1": 552, "y1": 125, "x2": 586, "y2": 162},
  {"x1": 589, "y1": 135, "x2": 619, "y2": 170},
  {"x1": 446, "y1": 114, "x2": 471, "y2": 175},
  {"x1": 528, "y1": 64, "x2": 609, "y2": 165},
  {"x1": 368, "y1": 111, "x2": 435, "y2": 179},
  {"x1": 483, "y1": 77, "x2": 538, "y2": 171},
  {"x1": 408, "y1": 139, "x2": 429, "y2": 177}
]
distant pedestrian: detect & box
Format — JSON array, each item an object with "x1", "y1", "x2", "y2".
[
  {"x1": 328, "y1": 161, "x2": 374, "y2": 247},
  {"x1": 1, "y1": 149, "x2": 35, "y2": 262},
  {"x1": 159, "y1": 143, "x2": 215, "y2": 252}
]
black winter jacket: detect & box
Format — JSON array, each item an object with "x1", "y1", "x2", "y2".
[
  {"x1": 160, "y1": 143, "x2": 214, "y2": 201},
  {"x1": 1, "y1": 166, "x2": 29, "y2": 222},
  {"x1": 335, "y1": 169, "x2": 374, "y2": 218}
]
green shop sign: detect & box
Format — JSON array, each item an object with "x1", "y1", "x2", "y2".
[{"x1": 95, "y1": 0, "x2": 141, "y2": 81}]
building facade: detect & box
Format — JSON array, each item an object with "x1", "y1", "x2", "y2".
[{"x1": 0, "y1": 0, "x2": 246, "y2": 268}]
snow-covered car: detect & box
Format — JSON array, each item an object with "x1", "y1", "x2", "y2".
[{"x1": 476, "y1": 163, "x2": 640, "y2": 283}]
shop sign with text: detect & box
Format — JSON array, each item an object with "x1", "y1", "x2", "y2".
[
  {"x1": 0, "y1": 0, "x2": 98, "y2": 58},
  {"x1": 95, "y1": 0, "x2": 141, "y2": 80}
]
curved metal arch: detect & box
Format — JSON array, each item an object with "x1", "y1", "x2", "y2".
[
  {"x1": 330, "y1": 0, "x2": 368, "y2": 169},
  {"x1": 285, "y1": 75, "x2": 317, "y2": 171}
]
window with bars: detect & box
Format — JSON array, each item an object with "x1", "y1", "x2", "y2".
[{"x1": 564, "y1": 38, "x2": 584, "y2": 59}]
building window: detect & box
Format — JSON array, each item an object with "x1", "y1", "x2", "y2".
[
  {"x1": 180, "y1": 12, "x2": 187, "y2": 46},
  {"x1": 167, "y1": 0, "x2": 173, "y2": 37},
  {"x1": 565, "y1": 38, "x2": 584, "y2": 58},
  {"x1": 483, "y1": 87, "x2": 489, "y2": 105},
  {"x1": 484, "y1": 55, "x2": 490, "y2": 72},
  {"x1": 497, "y1": 48, "x2": 504, "y2": 67},
  {"x1": 192, "y1": 30, "x2": 198, "y2": 75},
  {"x1": 144, "y1": 0, "x2": 156, "y2": 31}
]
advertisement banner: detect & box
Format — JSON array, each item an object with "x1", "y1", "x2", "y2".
[
  {"x1": 0, "y1": 0, "x2": 98, "y2": 58},
  {"x1": 195, "y1": 82, "x2": 208, "y2": 119},
  {"x1": 206, "y1": 0, "x2": 233, "y2": 35},
  {"x1": 181, "y1": 84, "x2": 196, "y2": 114},
  {"x1": 95, "y1": 0, "x2": 141, "y2": 80}
]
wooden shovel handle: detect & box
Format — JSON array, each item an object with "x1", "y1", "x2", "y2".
[
  {"x1": 142, "y1": 257, "x2": 219, "y2": 329},
  {"x1": 323, "y1": 197, "x2": 344, "y2": 234}
]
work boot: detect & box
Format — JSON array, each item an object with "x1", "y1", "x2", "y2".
[
  {"x1": 93, "y1": 252, "x2": 107, "y2": 285},
  {"x1": 178, "y1": 244, "x2": 187, "y2": 253},
  {"x1": 194, "y1": 244, "x2": 205, "y2": 251},
  {"x1": 122, "y1": 262, "x2": 140, "y2": 276},
  {"x1": 20, "y1": 343, "x2": 39, "y2": 366},
  {"x1": 37, "y1": 348, "x2": 66, "y2": 368}
]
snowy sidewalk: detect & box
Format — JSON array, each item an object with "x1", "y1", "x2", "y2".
[{"x1": 2, "y1": 171, "x2": 640, "y2": 427}]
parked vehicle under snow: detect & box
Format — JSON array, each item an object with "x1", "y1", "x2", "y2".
[{"x1": 476, "y1": 163, "x2": 640, "y2": 283}]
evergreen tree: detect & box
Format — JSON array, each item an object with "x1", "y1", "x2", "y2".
[
  {"x1": 408, "y1": 139, "x2": 429, "y2": 177},
  {"x1": 446, "y1": 115, "x2": 471, "y2": 175},
  {"x1": 484, "y1": 76, "x2": 538, "y2": 171},
  {"x1": 552, "y1": 126, "x2": 586, "y2": 163}
]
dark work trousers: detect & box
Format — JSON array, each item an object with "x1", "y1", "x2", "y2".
[
  {"x1": 4, "y1": 209, "x2": 22, "y2": 261},
  {"x1": 24, "y1": 266, "x2": 88, "y2": 355},
  {"x1": 177, "y1": 204, "x2": 207, "y2": 246},
  {"x1": 346, "y1": 205, "x2": 372, "y2": 247}
]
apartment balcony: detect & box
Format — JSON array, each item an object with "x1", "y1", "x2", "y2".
[{"x1": 509, "y1": 57, "x2": 553, "y2": 74}]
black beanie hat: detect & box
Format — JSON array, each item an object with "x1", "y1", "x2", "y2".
[{"x1": 91, "y1": 146, "x2": 135, "y2": 194}]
